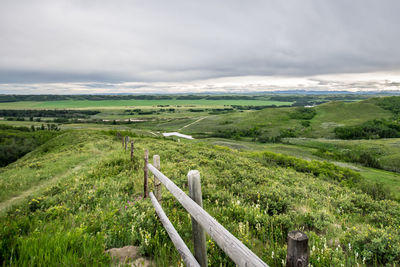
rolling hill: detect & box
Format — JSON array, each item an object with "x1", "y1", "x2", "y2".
[
  {"x1": 1, "y1": 130, "x2": 399, "y2": 266},
  {"x1": 180, "y1": 99, "x2": 393, "y2": 139}
]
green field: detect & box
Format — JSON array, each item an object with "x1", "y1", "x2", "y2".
[{"x1": 0, "y1": 99, "x2": 293, "y2": 109}]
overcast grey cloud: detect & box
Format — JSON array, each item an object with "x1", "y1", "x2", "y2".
[{"x1": 0, "y1": 0, "x2": 399, "y2": 93}]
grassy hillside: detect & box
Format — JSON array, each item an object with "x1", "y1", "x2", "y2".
[
  {"x1": 201, "y1": 137, "x2": 400, "y2": 199},
  {"x1": 182, "y1": 107, "x2": 297, "y2": 137},
  {"x1": 0, "y1": 131, "x2": 111, "y2": 203},
  {"x1": 309, "y1": 101, "x2": 392, "y2": 138},
  {"x1": 287, "y1": 138, "x2": 400, "y2": 173},
  {"x1": 180, "y1": 99, "x2": 392, "y2": 139},
  {"x1": 0, "y1": 125, "x2": 60, "y2": 167},
  {"x1": 1, "y1": 130, "x2": 399, "y2": 266}
]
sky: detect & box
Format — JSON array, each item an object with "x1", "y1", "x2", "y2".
[{"x1": 0, "y1": 0, "x2": 399, "y2": 94}]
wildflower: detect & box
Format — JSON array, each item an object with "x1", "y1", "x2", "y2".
[
  {"x1": 271, "y1": 251, "x2": 274, "y2": 259},
  {"x1": 348, "y1": 243, "x2": 351, "y2": 251},
  {"x1": 238, "y1": 223, "x2": 243, "y2": 232}
]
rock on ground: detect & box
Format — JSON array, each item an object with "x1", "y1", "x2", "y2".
[{"x1": 106, "y1": 246, "x2": 154, "y2": 266}]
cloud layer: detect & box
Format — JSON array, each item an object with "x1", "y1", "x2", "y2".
[
  {"x1": 1, "y1": 71, "x2": 399, "y2": 94},
  {"x1": 0, "y1": 0, "x2": 399, "y2": 92}
]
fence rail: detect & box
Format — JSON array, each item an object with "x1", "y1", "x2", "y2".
[
  {"x1": 147, "y1": 163, "x2": 268, "y2": 267},
  {"x1": 120, "y1": 134, "x2": 309, "y2": 267},
  {"x1": 149, "y1": 192, "x2": 200, "y2": 267}
]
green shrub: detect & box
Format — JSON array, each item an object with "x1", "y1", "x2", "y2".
[
  {"x1": 289, "y1": 107, "x2": 317, "y2": 120},
  {"x1": 334, "y1": 119, "x2": 400, "y2": 139}
]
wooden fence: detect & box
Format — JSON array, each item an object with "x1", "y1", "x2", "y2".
[{"x1": 121, "y1": 135, "x2": 309, "y2": 267}]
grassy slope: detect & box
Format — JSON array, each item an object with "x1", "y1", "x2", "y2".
[
  {"x1": 287, "y1": 138, "x2": 400, "y2": 173},
  {"x1": 0, "y1": 131, "x2": 110, "y2": 202},
  {"x1": 181, "y1": 100, "x2": 392, "y2": 138},
  {"x1": 184, "y1": 107, "x2": 298, "y2": 136},
  {"x1": 203, "y1": 138, "x2": 400, "y2": 199},
  {"x1": 1, "y1": 131, "x2": 400, "y2": 266},
  {"x1": 309, "y1": 101, "x2": 392, "y2": 138}
]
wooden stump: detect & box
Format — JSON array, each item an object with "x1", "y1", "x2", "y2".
[
  {"x1": 130, "y1": 141, "x2": 134, "y2": 161},
  {"x1": 286, "y1": 231, "x2": 309, "y2": 267}
]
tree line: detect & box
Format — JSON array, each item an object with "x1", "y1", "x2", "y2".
[
  {"x1": 334, "y1": 119, "x2": 400, "y2": 139},
  {"x1": 0, "y1": 109, "x2": 99, "y2": 118}
]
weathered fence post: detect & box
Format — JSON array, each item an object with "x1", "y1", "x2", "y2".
[
  {"x1": 130, "y1": 141, "x2": 134, "y2": 161},
  {"x1": 286, "y1": 231, "x2": 309, "y2": 267},
  {"x1": 188, "y1": 170, "x2": 207, "y2": 267},
  {"x1": 153, "y1": 155, "x2": 162, "y2": 201},
  {"x1": 125, "y1": 136, "x2": 129, "y2": 151},
  {"x1": 144, "y1": 150, "x2": 149, "y2": 198}
]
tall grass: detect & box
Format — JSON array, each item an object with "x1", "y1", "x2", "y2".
[{"x1": 0, "y1": 131, "x2": 399, "y2": 266}]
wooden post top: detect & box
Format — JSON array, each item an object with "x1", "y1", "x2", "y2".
[{"x1": 288, "y1": 231, "x2": 308, "y2": 241}]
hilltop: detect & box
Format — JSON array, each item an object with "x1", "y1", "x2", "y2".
[{"x1": 1, "y1": 130, "x2": 399, "y2": 266}]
